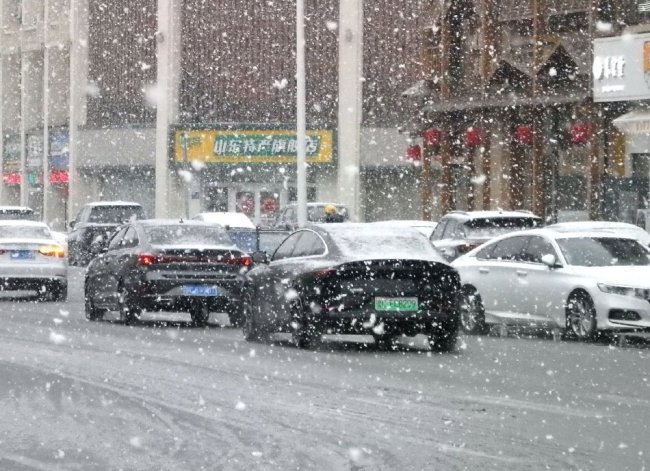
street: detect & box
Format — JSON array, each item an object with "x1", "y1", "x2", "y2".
[{"x1": 0, "y1": 268, "x2": 648, "y2": 470}]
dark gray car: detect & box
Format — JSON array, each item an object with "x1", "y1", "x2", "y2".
[{"x1": 84, "y1": 219, "x2": 251, "y2": 326}]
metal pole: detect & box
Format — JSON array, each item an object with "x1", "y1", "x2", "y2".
[
  {"x1": 0, "y1": 54, "x2": 4, "y2": 205},
  {"x1": 296, "y1": 0, "x2": 307, "y2": 227},
  {"x1": 68, "y1": 0, "x2": 80, "y2": 225},
  {"x1": 43, "y1": 0, "x2": 50, "y2": 224},
  {"x1": 20, "y1": 53, "x2": 27, "y2": 207}
]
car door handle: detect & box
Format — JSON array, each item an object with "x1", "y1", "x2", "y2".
[
  {"x1": 479, "y1": 268, "x2": 489, "y2": 274},
  {"x1": 516, "y1": 270, "x2": 528, "y2": 277}
]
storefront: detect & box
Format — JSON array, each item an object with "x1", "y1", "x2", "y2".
[
  {"x1": 171, "y1": 126, "x2": 337, "y2": 227},
  {"x1": 594, "y1": 32, "x2": 650, "y2": 221}
]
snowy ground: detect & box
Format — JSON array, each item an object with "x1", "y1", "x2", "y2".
[{"x1": 0, "y1": 268, "x2": 648, "y2": 470}]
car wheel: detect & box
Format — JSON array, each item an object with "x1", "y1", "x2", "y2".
[
  {"x1": 242, "y1": 291, "x2": 266, "y2": 342},
  {"x1": 118, "y1": 285, "x2": 141, "y2": 325},
  {"x1": 291, "y1": 298, "x2": 321, "y2": 350},
  {"x1": 566, "y1": 291, "x2": 597, "y2": 340},
  {"x1": 373, "y1": 334, "x2": 396, "y2": 351},
  {"x1": 52, "y1": 282, "x2": 67, "y2": 302},
  {"x1": 459, "y1": 286, "x2": 487, "y2": 335},
  {"x1": 190, "y1": 301, "x2": 210, "y2": 327},
  {"x1": 227, "y1": 302, "x2": 245, "y2": 327},
  {"x1": 84, "y1": 291, "x2": 103, "y2": 321},
  {"x1": 427, "y1": 327, "x2": 458, "y2": 353}
]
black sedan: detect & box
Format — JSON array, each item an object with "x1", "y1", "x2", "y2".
[
  {"x1": 84, "y1": 220, "x2": 251, "y2": 326},
  {"x1": 243, "y1": 223, "x2": 461, "y2": 351}
]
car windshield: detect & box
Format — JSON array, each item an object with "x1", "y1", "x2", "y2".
[
  {"x1": 0, "y1": 209, "x2": 34, "y2": 220},
  {"x1": 258, "y1": 231, "x2": 289, "y2": 254},
  {"x1": 227, "y1": 229, "x2": 257, "y2": 253},
  {"x1": 307, "y1": 206, "x2": 349, "y2": 222},
  {"x1": 144, "y1": 225, "x2": 232, "y2": 246},
  {"x1": 463, "y1": 217, "x2": 540, "y2": 238},
  {"x1": 0, "y1": 225, "x2": 51, "y2": 239},
  {"x1": 89, "y1": 206, "x2": 144, "y2": 223},
  {"x1": 556, "y1": 237, "x2": 650, "y2": 266}
]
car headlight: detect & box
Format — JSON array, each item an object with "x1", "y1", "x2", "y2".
[{"x1": 597, "y1": 283, "x2": 650, "y2": 299}]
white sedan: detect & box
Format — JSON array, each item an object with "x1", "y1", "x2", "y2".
[
  {"x1": 0, "y1": 221, "x2": 67, "y2": 301},
  {"x1": 452, "y1": 228, "x2": 650, "y2": 339}
]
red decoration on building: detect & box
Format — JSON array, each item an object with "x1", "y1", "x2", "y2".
[
  {"x1": 514, "y1": 125, "x2": 534, "y2": 146},
  {"x1": 49, "y1": 170, "x2": 69, "y2": 184},
  {"x1": 406, "y1": 144, "x2": 422, "y2": 161},
  {"x1": 422, "y1": 128, "x2": 442, "y2": 147},
  {"x1": 465, "y1": 127, "x2": 482, "y2": 148},
  {"x1": 3, "y1": 173, "x2": 21, "y2": 185},
  {"x1": 570, "y1": 122, "x2": 593, "y2": 145}
]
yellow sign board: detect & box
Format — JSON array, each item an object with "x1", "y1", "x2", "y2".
[{"x1": 173, "y1": 129, "x2": 334, "y2": 164}]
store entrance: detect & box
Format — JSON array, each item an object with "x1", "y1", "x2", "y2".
[{"x1": 202, "y1": 183, "x2": 287, "y2": 228}]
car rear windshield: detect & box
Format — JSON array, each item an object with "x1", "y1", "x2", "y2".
[
  {"x1": 144, "y1": 225, "x2": 232, "y2": 246},
  {"x1": 556, "y1": 237, "x2": 650, "y2": 266},
  {"x1": 227, "y1": 230, "x2": 257, "y2": 253},
  {"x1": 307, "y1": 206, "x2": 349, "y2": 222},
  {"x1": 89, "y1": 206, "x2": 144, "y2": 223},
  {"x1": 0, "y1": 225, "x2": 51, "y2": 240},
  {"x1": 463, "y1": 217, "x2": 540, "y2": 238},
  {"x1": 332, "y1": 230, "x2": 438, "y2": 260},
  {"x1": 0, "y1": 209, "x2": 34, "y2": 220}
]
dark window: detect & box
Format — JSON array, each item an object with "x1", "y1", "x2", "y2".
[
  {"x1": 475, "y1": 242, "x2": 497, "y2": 260},
  {"x1": 557, "y1": 237, "x2": 650, "y2": 267},
  {"x1": 430, "y1": 220, "x2": 447, "y2": 240},
  {"x1": 441, "y1": 220, "x2": 459, "y2": 239},
  {"x1": 491, "y1": 236, "x2": 529, "y2": 262},
  {"x1": 122, "y1": 227, "x2": 139, "y2": 248},
  {"x1": 273, "y1": 232, "x2": 303, "y2": 261},
  {"x1": 108, "y1": 228, "x2": 127, "y2": 251},
  {"x1": 522, "y1": 236, "x2": 557, "y2": 264},
  {"x1": 292, "y1": 231, "x2": 327, "y2": 257},
  {"x1": 89, "y1": 205, "x2": 145, "y2": 224}
]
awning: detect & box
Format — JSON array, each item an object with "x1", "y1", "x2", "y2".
[{"x1": 613, "y1": 110, "x2": 650, "y2": 135}]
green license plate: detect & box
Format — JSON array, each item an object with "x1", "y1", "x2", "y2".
[{"x1": 375, "y1": 297, "x2": 418, "y2": 312}]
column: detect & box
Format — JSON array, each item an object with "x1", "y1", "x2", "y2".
[
  {"x1": 421, "y1": 136, "x2": 434, "y2": 221},
  {"x1": 20, "y1": 53, "x2": 27, "y2": 207},
  {"x1": 531, "y1": 0, "x2": 546, "y2": 216},
  {"x1": 439, "y1": 10, "x2": 452, "y2": 214},
  {"x1": 155, "y1": 0, "x2": 182, "y2": 218},
  {"x1": 337, "y1": 0, "x2": 363, "y2": 221},
  {"x1": 0, "y1": 54, "x2": 3, "y2": 205}
]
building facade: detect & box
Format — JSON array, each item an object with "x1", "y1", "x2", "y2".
[
  {"x1": 1, "y1": 0, "x2": 430, "y2": 226},
  {"x1": 411, "y1": 0, "x2": 611, "y2": 223},
  {"x1": 0, "y1": 0, "x2": 70, "y2": 228}
]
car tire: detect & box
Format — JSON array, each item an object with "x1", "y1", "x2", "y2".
[
  {"x1": 84, "y1": 290, "x2": 103, "y2": 321},
  {"x1": 118, "y1": 285, "x2": 141, "y2": 325},
  {"x1": 566, "y1": 290, "x2": 597, "y2": 341},
  {"x1": 459, "y1": 286, "x2": 488, "y2": 335},
  {"x1": 52, "y1": 282, "x2": 67, "y2": 302},
  {"x1": 227, "y1": 302, "x2": 245, "y2": 327},
  {"x1": 373, "y1": 334, "x2": 396, "y2": 351},
  {"x1": 291, "y1": 297, "x2": 321, "y2": 350},
  {"x1": 427, "y1": 327, "x2": 458, "y2": 353},
  {"x1": 242, "y1": 291, "x2": 264, "y2": 341},
  {"x1": 191, "y1": 301, "x2": 210, "y2": 327}
]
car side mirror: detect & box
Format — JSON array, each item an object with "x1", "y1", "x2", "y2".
[
  {"x1": 541, "y1": 253, "x2": 560, "y2": 268},
  {"x1": 89, "y1": 240, "x2": 107, "y2": 255},
  {"x1": 252, "y1": 251, "x2": 269, "y2": 264},
  {"x1": 69, "y1": 220, "x2": 76, "y2": 229}
]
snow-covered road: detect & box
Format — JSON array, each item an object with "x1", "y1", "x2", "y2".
[{"x1": 0, "y1": 268, "x2": 648, "y2": 470}]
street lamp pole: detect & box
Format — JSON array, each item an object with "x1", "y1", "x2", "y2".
[{"x1": 296, "y1": 0, "x2": 307, "y2": 227}]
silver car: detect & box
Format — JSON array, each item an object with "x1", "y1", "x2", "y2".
[
  {"x1": 0, "y1": 221, "x2": 67, "y2": 301},
  {"x1": 452, "y1": 228, "x2": 650, "y2": 339}
]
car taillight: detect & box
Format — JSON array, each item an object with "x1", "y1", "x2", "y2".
[
  {"x1": 314, "y1": 268, "x2": 337, "y2": 278},
  {"x1": 225, "y1": 255, "x2": 252, "y2": 267},
  {"x1": 39, "y1": 245, "x2": 66, "y2": 258},
  {"x1": 138, "y1": 253, "x2": 157, "y2": 266}
]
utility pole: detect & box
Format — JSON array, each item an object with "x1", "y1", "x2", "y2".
[
  {"x1": 296, "y1": 0, "x2": 307, "y2": 227},
  {"x1": 337, "y1": 0, "x2": 363, "y2": 221}
]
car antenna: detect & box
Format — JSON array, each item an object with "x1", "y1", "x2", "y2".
[{"x1": 179, "y1": 218, "x2": 184, "y2": 223}]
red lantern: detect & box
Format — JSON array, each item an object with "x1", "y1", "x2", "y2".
[
  {"x1": 514, "y1": 125, "x2": 533, "y2": 146},
  {"x1": 465, "y1": 127, "x2": 482, "y2": 148},
  {"x1": 570, "y1": 122, "x2": 592, "y2": 145},
  {"x1": 406, "y1": 144, "x2": 422, "y2": 161},
  {"x1": 422, "y1": 128, "x2": 442, "y2": 147}
]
